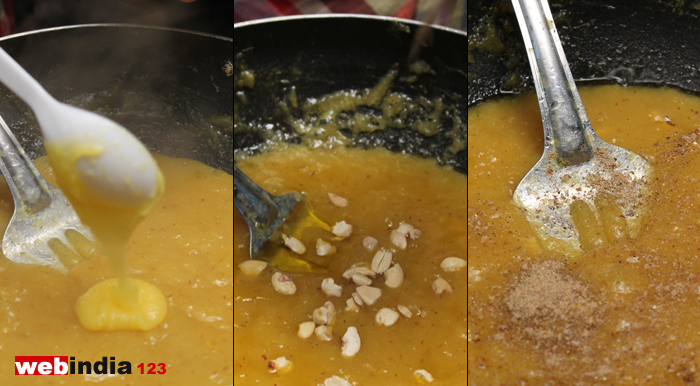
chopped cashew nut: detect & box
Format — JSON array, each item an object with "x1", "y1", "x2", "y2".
[
  {"x1": 322, "y1": 278, "x2": 343, "y2": 297},
  {"x1": 396, "y1": 222, "x2": 414, "y2": 235},
  {"x1": 409, "y1": 228, "x2": 422, "y2": 240},
  {"x1": 268, "y1": 357, "x2": 291, "y2": 373},
  {"x1": 414, "y1": 369, "x2": 434, "y2": 383},
  {"x1": 312, "y1": 302, "x2": 336, "y2": 326},
  {"x1": 282, "y1": 234, "x2": 306, "y2": 254},
  {"x1": 343, "y1": 267, "x2": 376, "y2": 279},
  {"x1": 356, "y1": 286, "x2": 382, "y2": 306},
  {"x1": 371, "y1": 250, "x2": 393, "y2": 274},
  {"x1": 324, "y1": 301, "x2": 336, "y2": 324},
  {"x1": 351, "y1": 292, "x2": 364, "y2": 306},
  {"x1": 398, "y1": 305, "x2": 412, "y2": 318},
  {"x1": 375, "y1": 308, "x2": 400, "y2": 326},
  {"x1": 391, "y1": 230, "x2": 408, "y2": 250},
  {"x1": 316, "y1": 239, "x2": 337, "y2": 256},
  {"x1": 324, "y1": 375, "x2": 352, "y2": 386},
  {"x1": 315, "y1": 325, "x2": 332, "y2": 341},
  {"x1": 363, "y1": 236, "x2": 378, "y2": 251},
  {"x1": 341, "y1": 326, "x2": 361, "y2": 357},
  {"x1": 432, "y1": 278, "x2": 453, "y2": 295},
  {"x1": 313, "y1": 306, "x2": 330, "y2": 325},
  {"x1": 384, "y1": 264, "x2": 404, "y2": 288},
  {"x1": 328, "y1": 193, "x2": 348, "y2": 207},
  {"x1": 345, "y1": 297, "x2": 360, "y2": 312},
  {"x1": 332, "y1": 221, "x2": 353, "y2": 238},
  {"x1": 440, "y1": 257, "x2": 467, "y2": 272},
  {"x1": 351, "y1": 273, "x2": 372, "y2": 286},
  {"x1": 271, "y1": 272, "x2": 297, "y2": 295},
  {"x1": 298, "y1": 321, "x2": 315, "y2": 339},
  {"x1": 237, "y1": 260, "x2": 268, "y2": 276}
]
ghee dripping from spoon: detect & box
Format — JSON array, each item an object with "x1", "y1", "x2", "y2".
[{"x1": 45, "y1": 141, "x2": 168, "y2": 331}]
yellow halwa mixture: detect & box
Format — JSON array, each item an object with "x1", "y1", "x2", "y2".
[
  {"x1": 468, "y1": 86, "x2": 700, "y2": 384},
  {"x1": 234, "y1": 147, "x2": 468, "y2": 385},
  {"x1": 0, "y1": 153, "x2": 233, "y2": 385}
]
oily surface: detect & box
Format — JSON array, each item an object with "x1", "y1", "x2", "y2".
[
  {"x1": 468, "y1": 85, "x2": 700, "y2": 385},
  {"x1": 234, "y1": 147, "x2": 468, "y2": 385},
  {"x1": 0, "y1": 154, "x2": 233, "y2": 385}
]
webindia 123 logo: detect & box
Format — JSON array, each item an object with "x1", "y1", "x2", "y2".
[{"x1": 15, "y1": 356, "x2": 167, "y2": 375}]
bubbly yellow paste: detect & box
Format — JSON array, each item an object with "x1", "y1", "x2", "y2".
[{"x1": 0, "y1": 153, "x2": 233, "y2": 385}]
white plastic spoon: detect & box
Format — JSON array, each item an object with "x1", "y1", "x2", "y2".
[{"x1": 0, "y1": 47, "x2": 161, "y2": 207}]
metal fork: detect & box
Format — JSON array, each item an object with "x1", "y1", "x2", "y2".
[{"x1": 0, "y1": 113, "x2": 94, "y2": 273}]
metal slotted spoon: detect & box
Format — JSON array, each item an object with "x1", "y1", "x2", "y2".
[
  {"x1": 233, "y1": 165, "x2": 301, "y2": 259},
  {"x1": 511, "y1": 0, "x2": 653, "y2": 255},
  {"x1": 0, "y1": 114, "x2": 94, "y2": 273},
  {"x1": 234, "y1": 166, "x2": 332, "y2": 273}
]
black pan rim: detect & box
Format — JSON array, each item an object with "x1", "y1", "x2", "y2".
[
  {"x1": 234, "y1": 14, "x2": 468, "y2": 38},
  {"x1": 0, "y1": 23, "x2": 233, "y2": 43}
]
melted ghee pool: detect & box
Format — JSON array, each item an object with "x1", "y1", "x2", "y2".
[
  {"x1": 234, "y1": 146, "x2": 468, "y2": 385},
  {"x1": 468, "y1": 85, "x2": 700, "y2": 384},
  {"x1": 0, "y1": 153, "x2": 232, "y2": 385}
]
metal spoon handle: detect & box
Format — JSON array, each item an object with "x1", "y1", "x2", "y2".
[
  {"x1": 234, "y1": 165, "x2": 302, "y2": 258},
  {"x1": 233, "y1": 165, "x2": 279, "y2": 229},
  {"x1": 512, "y1": 0, "x2": 594, "y2": 166},
  {"x1": 0, "y1": 114, "x2": 52, "y2": 214}
]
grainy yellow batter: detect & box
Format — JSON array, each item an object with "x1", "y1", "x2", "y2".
[
  {"x1": 0, "y1": 153, "x2": 233, "y2": 385},
  {"x1": 234, "y1": 147, "x2": 468, "y2": 385}
]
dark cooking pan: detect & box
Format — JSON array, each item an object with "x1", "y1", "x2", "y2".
[
  {"x1": 233, "y1": 15, "x2": 469, "y2": 173},
  {"x1": 0, "y1": 24, "x2": 233, "y2": 174},
  {"x1": 468, "y1": 0, "x2": 700, "y2": 106}
]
